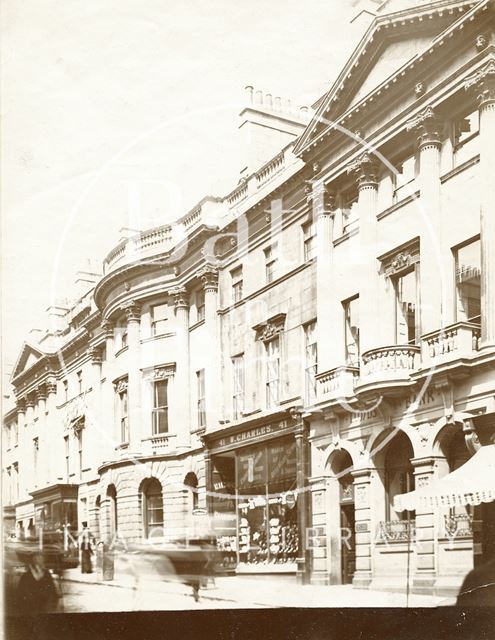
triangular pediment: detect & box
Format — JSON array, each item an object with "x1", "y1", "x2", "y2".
[
  {"x1": 294, "y1": 0, "x2": 481, "y2": 156},
  {"x1": 11, "y1": 342, "x2": 46, "y2": 381}
]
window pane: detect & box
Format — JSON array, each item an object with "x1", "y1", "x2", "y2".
[
  {"x1": 154, "y1": 379, "x2": 168, "y2": 408},
  {"x1": 395, "y1": 271, "x2": 416, "y2": 344},
  {"x1": 456, "y1": 239, "x2": 481, "y2": 322}
]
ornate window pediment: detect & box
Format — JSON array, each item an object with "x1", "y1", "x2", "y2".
[
  {"x1": 142, "y1": 363, "x2": 176, "y2": 382},
  {"x1": 379, "y1": 237, "x2": 420, "y2": 278},
  {"x1": 253, "y1": 313, "x2": 286, "y2": 342},
  {"x1": 113, "y1": 377, "x2": 128, "y2": 394}
]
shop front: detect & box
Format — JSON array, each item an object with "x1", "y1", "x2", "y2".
[{"x1": 204, "y1": 413, "x2": 308, "y2": 580}]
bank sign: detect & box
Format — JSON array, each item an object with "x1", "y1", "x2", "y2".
[{"x1": 213, "y1": 419, "x2": 290, "y2": 449}]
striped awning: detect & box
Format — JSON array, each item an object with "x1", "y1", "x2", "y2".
[{"x1": 394, "y1": 444, "x2": 495, "y2": 512}]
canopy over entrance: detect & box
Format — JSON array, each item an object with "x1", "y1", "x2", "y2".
[{"x1": 394, "y1": 444, "x2": 495, "y2": 512}]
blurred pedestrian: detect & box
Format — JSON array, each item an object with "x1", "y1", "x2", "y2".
[
  {"x1": 80, "y1": 528, "x2": 94, "y2": 574},
  {"x1": 16, "y1": 551, "x2": 58, "y2": 615}
]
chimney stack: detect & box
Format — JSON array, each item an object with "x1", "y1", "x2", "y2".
[{"x1": 238, "y1": 85, "x2": 309, "y2": 175}]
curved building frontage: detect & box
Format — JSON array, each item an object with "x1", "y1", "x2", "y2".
[{"x1": 3, "y1": 0, "x2": 495, "y2": 597}]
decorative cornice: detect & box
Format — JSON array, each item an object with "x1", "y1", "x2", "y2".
[
  {"x1": 121, "y1": 300, "x2": 141, "y2": 323},
  {"x1": 346, "y1": 152, "x2": 379, "y2": 188},
  {"x1": 253, "y1": 313, "x2": 286, "y2": 342},
  {"x1": 406, "y1": 106, "x2": 442, "y2": 150},
  {"x1": 464, "y1": 59, "x2": 495, "y2": 109},
  {"x1": 171, "y1": 287, "x2": 189, "y2": 310}
]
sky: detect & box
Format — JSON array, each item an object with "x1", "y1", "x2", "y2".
[{"x1": 1, "y1": 0, "x2": 368, "y2": 395}]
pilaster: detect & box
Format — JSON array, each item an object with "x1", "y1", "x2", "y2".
[
  {"x1": 407, "y1": 106, "x2": 443, "y2": 334},
  {"x1": 122, "y1": 301, "x2": 141, "y2": 452},
  {"x1": 465, "y1": 60, "x2": 495, "y2": 349},
  {"x1": 199, "y1": 266, "x2": 219, "y2": 430},
  {"x1": 351, "y1": 467, "x2": 373, "y2": 588},
  {"x1": 347, "y1": 153, "x2": 380, "y2": 354},
  {"x1": 172, "y1": 287, "x2": 191, "y2": 448},
  {"x1": 411, "y1": 456, "x2": 439, "y2": 593}
]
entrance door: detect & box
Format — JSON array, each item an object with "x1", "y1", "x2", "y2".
[{"x1": 340, "y1": 504, "x2": 355, "y2": 584}]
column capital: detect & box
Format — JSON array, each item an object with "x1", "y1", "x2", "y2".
[
  {"x1": 171, "y1": 286, "x2": 189, "y2": 310},
  {"x1": 306, "y1": 181, "x2": 337, "y2": 218},
  {"x1": 35, "y1": 385, "x2": 47, "y2": 402},
  {"x1": 46, "y1": 378, "x2": 57, "y2": 396},
  {"x1": 89, "y1": 345, "x2": 103, "y2": 365},
  {"x1": 464, "y1": 59, "x2": 495, "y2": 109},
  {"x1": 25, "y1": 393, "x2": 36, "y2": 409},
  {"x1": 406, "y1": 106, "x2": 442, "y2": 150},
  {"x1": 346, "y1": 152, "x2": 379, "y2": 189},
  {"x1": 121, "y1": 300, "x2": 141, "y2": 323},
  {"x1": 101, "y1": 319, "x2": 114, "y2": 338},
  {"x1": 198, "y1": 266, "x2": 218, "y2": 293},
  {"x1": 16, "y1": 397, "x2": 26, "y2": 413}
]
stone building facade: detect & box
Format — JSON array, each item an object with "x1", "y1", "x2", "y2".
[{"x1": 3, "y1": 0, "x2": 495, "y2": 595}]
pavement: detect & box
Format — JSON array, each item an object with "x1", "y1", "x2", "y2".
[{"x1": 60, "y1": 566, "x2": 457, "y2": 610}]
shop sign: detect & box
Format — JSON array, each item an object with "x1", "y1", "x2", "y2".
[
  {"x1": 267, "y1": 441, "x2": 296, "y2": 482},
  {"x1": 404, "y1": 388, "x2": 437, "y2": 411},
  {"x1": 213, "y1": 420, "x2": 290, "y2": 449}
]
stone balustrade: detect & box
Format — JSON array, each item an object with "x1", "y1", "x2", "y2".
[
  {"x1": 356, "y1": 345, "x2": 420, "y2": 397},
  {"x1": 151, "y1": 434, "x2": 176, "y2": 454},
  {"x1": 316, "y1": 365, "x2": 359, "y2": 403},
  {"x1": 104, "y1": 225, "x2": 174, "y2": 273},
  {"x1": 421, "y1": 322, "x2": 481, "y2": 368},
  {"x1": 226, "y1": 181, "x2": 249, "y2": 207},
  {"x1": 255, "y1": 151, "x2": 285, "y2": 188}
]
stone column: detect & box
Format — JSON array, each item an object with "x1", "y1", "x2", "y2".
[
  {"x1": 406, "y1": 106, "x2": 443, "y2": 334},
  {"x1": 200, "y1": 267, "x2": 219, "y2": 430},
  {"x1": 122, "y1": 301, "x2": 141, "y2": 452},
  {"x1": 411, "y1": 456, "x2": 438, "y2": 594},
  {"x1": 465, "y1": 62, "x2": 495, "y2": 349},
  {"x1": 46, "y1": 379, "x2": 63, "y2": 484},
  {"x1": 202, "y1": 444, "x2": 214, "y2": 516},
  {"x1": 89, "y1": 346, "x2": 103, "y2": 469},
  {"x1": 313, "y1": 183, "x2": 340, "y2": 373},
  {"x1": 25, "y1": 394, "x2": 35, "y2": 493},
  {"x1": 101, "y1": 320, "x2": 116, "y2": 459},
  {"x1": 293, "y1": 414, "x2": 310, "y2": 584},
  {"x1": 351, "y1": 467, "x2": 373, "y2": 588},
  {"x1": 15, "y1": 399, "x2": 27, "y2": 501},
  {"x1": 347, "y1": 153, "x2": 380, "y2": 354},
  {"x1": 172, "y1": 287, "x2": 190, "y2": 448}
]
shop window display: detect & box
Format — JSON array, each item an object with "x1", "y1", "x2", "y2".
[{"x1": 236, "y1": 438, "x2": 298, "y2": 566}]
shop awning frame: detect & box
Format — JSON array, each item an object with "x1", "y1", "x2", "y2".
[{"x1": 394, "y1": 444, "x2": 495, "y2": 512}]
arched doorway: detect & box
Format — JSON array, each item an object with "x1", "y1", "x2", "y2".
[{"x1": 331, "y1": 450, "x2": 355, "y2": 584}]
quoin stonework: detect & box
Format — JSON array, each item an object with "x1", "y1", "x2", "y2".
[{"x1": 3, "y1": 0, "x2": 495, "y2": 597}]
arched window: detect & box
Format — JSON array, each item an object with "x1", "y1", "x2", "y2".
[
  {"x1": 106, "y1": 485, "x2": 118, "y2": 536},
  {"x1": 384, "y1": 431, "x2": 414, "y2": 521},
  {"x1": 141, "y1": 478, "x2": 163, "y2": 538},
  {"x1": 184, "y1": 472, "x2": 199, "y2": 512}
]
